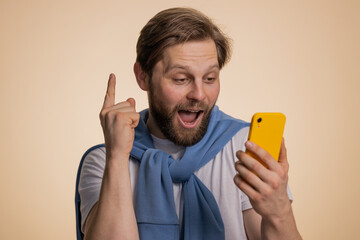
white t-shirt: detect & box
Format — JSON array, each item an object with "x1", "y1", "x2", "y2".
[{"x1": 79, "y1": 126, "x2": 292, "y2": 239}]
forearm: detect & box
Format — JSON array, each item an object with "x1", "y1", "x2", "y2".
[
  {"x1": 261, "y1": 206, "x2": 301, "y2": 240},
  {"x1": 84, "y1": 154, "x2": 139, "y2": 240}
]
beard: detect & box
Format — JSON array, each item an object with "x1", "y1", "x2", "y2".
[{"x1": 148, "y1": 86, "x2": 214, "y2": 146}]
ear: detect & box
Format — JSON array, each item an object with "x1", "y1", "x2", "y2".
[{"x1": 133, "y1": 62, "x2": 149, "y2": 91}]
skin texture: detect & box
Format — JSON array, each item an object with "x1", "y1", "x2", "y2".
[
  {"x1": 83, "y1": 39, "x2": 302, "y2": 240},
  {"x1": 136, "y1": 39, "x2": 220, "y2": 145},
  {"x1": 234, "y1": 140, "x2": 302, "y2": 239},
  {"x1": 84, "y1": 74, "x2": 140, "y2": 240}
]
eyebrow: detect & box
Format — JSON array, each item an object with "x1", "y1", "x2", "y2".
[{"x1": 164, "y1": 63, "x2": 219, "y2": 74}]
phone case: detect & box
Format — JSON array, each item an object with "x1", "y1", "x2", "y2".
[{"x1": 246, "y1": 112, "x2": 286, "y2": 163}]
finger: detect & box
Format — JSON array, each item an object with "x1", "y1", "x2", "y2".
[
  {"x1": 236, "y1": 150, "x2": 269, "y2": 180},
  {"x1": 278, "y1": 138, "x2": 289, "y2": 171},
  {"x1": 278, "y1": 138, "x2": 287, "y2": 162},
  {"x1": 102, "y1": 101, "x2": 132, "y2": 113},
  {"x1": 100, "y1": 99, "x2": 136, "y2": 117},
  {"x1": 102, "y1": 73, "x2": 116, "y2": 109},
  {"x1": 126, "y1": 98, "x2": 136, "y2": 110},
  {"x1": 127, "y1": 112, "x2": 140, "y2": 128},
  {"x1": 235, "y1": 159, "x2": 265, "y2": 189},
  {"x1": 100, "y1": 100, "x2": 130, "y2": 122},
  {"x1": 109, "y1": 106, "x2": 137, "y2": 114},
  {"x1": 233, "y1": 174, "x2": 260, "y2": 200},
  {"x1": 245, "y1": 141, "x2": 279, "y2": 172}
]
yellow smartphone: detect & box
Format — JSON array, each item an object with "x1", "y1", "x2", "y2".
[{"x1": 246, "y1": 113, "x2": 286, "y2": 166}]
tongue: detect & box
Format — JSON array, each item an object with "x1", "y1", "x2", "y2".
[{"x1": 178, "y1": 110, "x2": 197, "y2": 123}]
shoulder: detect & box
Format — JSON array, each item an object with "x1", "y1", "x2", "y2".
[
  {"x1": 216, "y1": 125, "x2": 250, "y2": 165},
  {"x1": 79, "y1": 144, "x2": 106, "y2": 179},
  {"x1": 81, "y1": 144, "x2": 106, "y2": 161},
  {"x1": 216, "y1": 108, "x2": 249, "y2": 129},
  {"x1": 229, "y1": 125, "x2": 250, "y2": 150},
  {"x1": 81, "y1": 144, "x2": 106, "y2": 163},
  {"x1": 220, "y1": 112, "x2": 250, "y2": 153},
  {"x1": 79, "y1": 144, "x2": 140, "y2": 182},
  {"x1": 196, "y1": 123, "x2": 250, "y2": 177}
]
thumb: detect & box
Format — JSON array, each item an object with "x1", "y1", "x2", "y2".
[
  {"x1": 126, "y1": 98, "x2": 139, "y2": 128},
  {"x1": 126, "y1": 98, "x2": 136, "y2": 110},
  {"x1": 278, "y1": 138, "x2": 289, "y2": 170}
]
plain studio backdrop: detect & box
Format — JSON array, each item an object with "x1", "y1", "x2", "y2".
[{"x1": 1, "y1": 0, "x2": 359, "y2": 239}]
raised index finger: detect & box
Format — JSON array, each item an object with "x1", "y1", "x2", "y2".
[{"x1": 102, "y1": 73, "x2": 116, "y2": 108}]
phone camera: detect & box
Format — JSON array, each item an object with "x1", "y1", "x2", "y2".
[{"x1": 257, "y1": 117, "x2": 262, "y2": 123}]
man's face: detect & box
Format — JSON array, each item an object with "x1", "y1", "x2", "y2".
[{"x1": 146, "y1": 39, "x2": 220, "y2": 146}]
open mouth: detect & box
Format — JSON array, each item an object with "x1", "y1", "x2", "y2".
[{"x1": 177, "y1": 109, "x2": 204, "y2": 128}]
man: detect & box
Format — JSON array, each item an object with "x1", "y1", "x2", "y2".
[{"x1": 78, "y1": 7, "x2": 302, "y2": 240}]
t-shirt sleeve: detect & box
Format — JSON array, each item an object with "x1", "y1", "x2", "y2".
[
  {"x1": 78, "y1": 146, "x2": 106, "y2": 233},
  {"x1": 241, "y1": 192, "x2": 253, "y2": 211}
]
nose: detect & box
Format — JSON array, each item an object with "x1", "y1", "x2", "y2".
[{"x1": 186, "y1": 79, "x2": 206, "y2": 102}]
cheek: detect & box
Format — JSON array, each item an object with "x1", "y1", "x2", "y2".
[
  {"x1": 207, "y1": 84, "x2": 220, "y2": 103},
  {"x1": 160, "y1": 86, "x2": 186, "y2": 105}
]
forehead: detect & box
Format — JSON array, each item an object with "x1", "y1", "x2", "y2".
[{"x1": 161, "y1": 39, "x2": 218, "y2": 71}]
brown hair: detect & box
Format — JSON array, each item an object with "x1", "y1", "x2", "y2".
[{"x1": 136, "y1": 7, "x2": 232, "y2": 76}]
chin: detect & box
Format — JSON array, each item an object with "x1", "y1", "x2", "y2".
[{"x1": 163, "y1": 118, "x2": 209, "y2": 146}]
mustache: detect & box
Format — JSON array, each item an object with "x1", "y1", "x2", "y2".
[{"x1": 174, "y1": 101, "x2": 207, "y2": 111}]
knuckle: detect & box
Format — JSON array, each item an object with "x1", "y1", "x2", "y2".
[
  {"x1": 236, "y1": 151, "x2": 241, "y2": 158},
  {"x1": 253, "y1": 143, "x2": 260, "y2": 151},
  {"x1": 253, "y1": 193, "x2": 263, "y2": 203},
  {"x1": 105, "y1": 111, "x2": 114, "y2": 121},
  {"x1": 279, "y1": 170, "x2": 288, "y2": 181},
  {"x1": 242, "y1": 168, "x2": 255, "y2": 180},
  {"x1": 263, "y1": 151, "x2": 273, "y2": 161},
  {"x1": 262, "y1": 187, "x2": 273, "y2": 198},
  {"x1": 251, "y1": 160, "x2": 262, "y2": 173},
  {"x1": 101, "y1": 111, "x2": 117, "y2": 126},
  {"x1": 236, "y1": 151, "x2": 244, "y2": 160},
  {"x1": 234, "y1": 162, "x2": 241, "y2": 172},
  {"x1": 135, "y1": 112, "x2": 140, "y2": 120},
  {"x1": 99, "y1": 111, "x2": 108, "y2": 126},
  {"x1": 233, "y1": 175, "x2": 241, "y2": 186},
  {"x1": 269, "y1": 177, "x2": 280, "y2": 189},
  {"x1": 238, "y1": 164, "x2": 248, "y2": 176},
  {"x1": 277, "y1": 165, "x2": 288, "y2": 178},
  {"x1": 113, "y1": 111, "x2": 125, "y2": 121},
  {"x1": 99, "y1": 109, "x2": 105, "y2": 119}
]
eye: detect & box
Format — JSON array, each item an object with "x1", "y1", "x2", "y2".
[
  {"x1": 205, "y1": 77, "x2": 217, "y2": 83},
  {"x1": 173, "y1": 78, "x2": 188, "y2": 83}
]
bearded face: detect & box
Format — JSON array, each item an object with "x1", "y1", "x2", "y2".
[
  {"x1": 143, "y1": 39, "x2": 220, "y2": 146},
  {"x1": 148, "y1": 83, "x2": 214, "y2": 146}
]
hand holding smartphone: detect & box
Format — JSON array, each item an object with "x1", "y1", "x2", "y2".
[{"x1": 246, "y1": 112, "x2": 286, "y2": 167}]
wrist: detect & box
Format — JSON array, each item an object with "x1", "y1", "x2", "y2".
[
  {"x1": 105, "y1": 146, "x2": 131, "y2": 162},
  {"x1": 103, "y1": 152, "x2": 131, "y2": 183},
  {"x1": 263, "y1": 203, "x2": 293, "y2": 228},
  {"x1": 105, "y1": 151, "x2": 130, "y2": 172},
  {"x1": 261, "y1": 206, "x2": 301, "y2": 240}
]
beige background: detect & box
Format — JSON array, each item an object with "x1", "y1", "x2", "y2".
[{"x1": 1, "y1": 0, "x2": 359, "y2": 239}]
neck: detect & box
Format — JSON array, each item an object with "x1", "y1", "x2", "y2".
[{"x1": 146, "y1": 113, "x2": 167, "y2": 139}]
